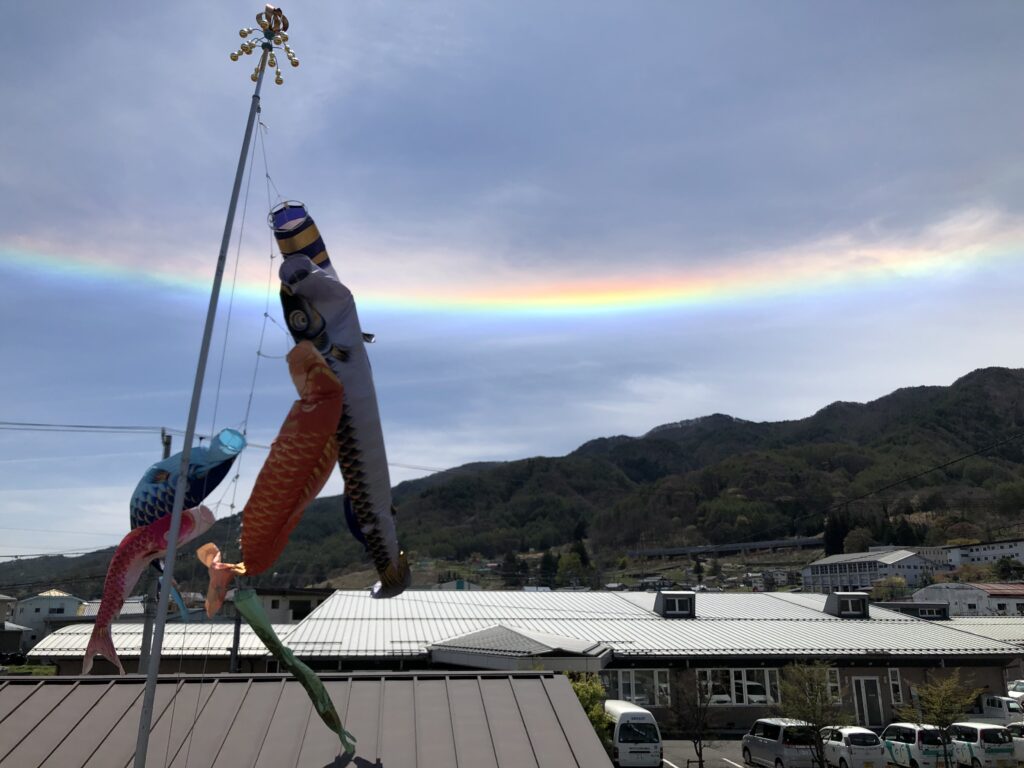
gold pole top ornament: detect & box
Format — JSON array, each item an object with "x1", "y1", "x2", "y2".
[{"x1": 230, "y1": 4, "x2": 299, "y2": 85}]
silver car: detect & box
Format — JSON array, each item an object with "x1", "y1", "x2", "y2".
[{"x1": 743, "y1": 718, "x2": 818, "y2": 768}]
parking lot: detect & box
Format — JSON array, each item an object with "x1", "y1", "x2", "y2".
[{"x1": 662, "y1": 738, "x2": 746, "y2": 768}]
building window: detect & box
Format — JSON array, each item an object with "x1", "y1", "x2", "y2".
[
  {"x1": 48, "y1": 607, "x2": 64, "y2": 614},
  {"x1": 599, "y1": 669, "x2": 671, "y2": 707},
  {"x1": 696, "y1": 669, "x2": 780, "y2": 706},
  {"x1": 270, "y1": 599, "x2": 280, "y2": 609},
  {"x1": 34, "y1": 607, "x2": 40, "y2": 613},
  {"x1": 665, "y1": 597, "x2": 691, "y2": 615},
  {"x1": 889, "y1": 669, "x2": 903, "y2": 705},
  {"x1": 919, "y1": 608, "x2": 941, "y2": 618},
  {"x1": 840, "y1": 598, "x2": 865, "y2": 615},
  {"x1": 997, "y1": 603, "x2": 1007, "y2": 614},
  {"x1": 967, "y1": 603, "x2": 977, "y2": 610},
  {"x1": 828, "y1": 669, "x2": 841, "y2": 704},
  {"x1": 1016, "y1": 604, "x2": 1024, "y2": 616}
]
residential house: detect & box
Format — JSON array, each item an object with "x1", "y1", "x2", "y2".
[
  {"x1": 13, "y1": 589, "x2": 86, "y2": 649},
  {"x1": 0, "y1": 595, "x2": 15, "y2": 623}
]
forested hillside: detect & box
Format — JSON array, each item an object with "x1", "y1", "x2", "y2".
[{"x1": 5, "y1": 367, "x2": 1024, "y2": 599}]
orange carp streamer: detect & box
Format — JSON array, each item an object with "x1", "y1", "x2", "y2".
[{"x1": 200, "y1": 341, "x2": 342, "y2": 615}]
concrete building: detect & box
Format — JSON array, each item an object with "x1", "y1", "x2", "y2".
[
  {"x1": 912, "y1": 583, "x2": 1024, "y2": 616},
  {"x1": 31, "y1": 589, "x2": 1021, "y2": 733},
  {"x1": 13, "y1": 589, "x2": 86, "y2": 649},
  {"x1": 947, "y1": 540, "x2": 1024, "y2": 567},
  {"x1": 801, "y1": 549, "x2": 952, "y2": 593},
  {"x1": 0, "y1": 595, "x2": 15, "y2": 623}
]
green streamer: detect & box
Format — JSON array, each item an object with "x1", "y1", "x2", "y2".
[{"x1": 235, "y1": 588, "x2": 356, "y2": 753}]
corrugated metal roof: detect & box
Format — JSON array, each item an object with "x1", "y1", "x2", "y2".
[
  {"x1": 283, "y1": 590, "x2": 1019, "y2": 658},
  {"x1": 809, "y1": 549, "x2": 920, "y2": 566},
  {"x1": 29, "y1": 623, "x2": 293, "y2": 658},
  {"x1": 947, "y1": 618, "x2": 1024, "y2": 645},
  {"x1": 967, "y1": 583, "x2": 1024, "y2": 597},
  {"x1": 432, "y1": 625, "x2": 607, "y2": 657},
  {"x1": 0, "y1": 672, "x2": 611, "y2": 768},
  {"x1": 78, "y1": 599, "x2": 145, "y2": 618}
]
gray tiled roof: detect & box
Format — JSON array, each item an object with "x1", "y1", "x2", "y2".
[{"x1": 0, "y1": 672, "x2": 611, "y2": 768}]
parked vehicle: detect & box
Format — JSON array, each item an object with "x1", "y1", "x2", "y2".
[
  {"x1": 1008, "y1": 682, "x2": 1024, "y2": 701},
  {"x1": 1000, "y1": 722, "x2": 1024, "y2": 767},
  {"x1": 963, "y1": 696, "x2": 1024, "y2": 726},
  {"x1": 603, "y1": 699, "x2": 663, "y2": 768},
  {"x1": 821, "y1": 725, "x2": 885, "y2": 768},
  {"x1": 949, "y1": 722, "x2": 1015, "y2": 768},
  {"x1": 880, "y1": 722, "x2": 952, "y2": 768},
  {"x1": 743, "y1": 718, "x2": 817, "y2": 768}
]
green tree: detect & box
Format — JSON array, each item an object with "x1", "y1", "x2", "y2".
[
  {"x1": 774, "y1": 662, "x2": 851, "y2": 768},
  {"x1": 993, "y1": 557, "x2": 1024, "y2": 581},
  {"x1": 843, "y1": 527, "x2": 874, "y2": 554},
  {"x1": 708, "y1": 558, "x2": 722, "y2": 578},
  {"x1": 539, "y1": 550, "x2": 559, "y2": 588},
  {"x1": 569, "y1": 673, "x2": 611, "y2": 746},
  {"x1": 557, "y1": 552, "x2": 587, "y2": 587},
  {"x1": 501, "y1": 551, "x2": 526, "y2": 587},
  {"x1": 896, "y1": 670, "x2": 984, "y2": 768},
  {"x1": 673, "y1": 672, "x2": 715, "y2": 768},
  {"x1": 692, "y1": 554, "x2": 705, "y2": 585},
  {"x1": 870, "y1": 575, "x2": 908, "y2": 601}
]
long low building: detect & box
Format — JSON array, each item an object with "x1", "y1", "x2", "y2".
[{"x1": 31, "y1": 589, "x2": 1023, "y2": 733}]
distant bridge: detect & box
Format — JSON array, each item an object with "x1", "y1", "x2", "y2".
[{"x1": 626, "y1": 536, "x2": 823, "y2": 559}]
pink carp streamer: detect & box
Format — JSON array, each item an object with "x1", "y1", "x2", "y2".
[
  {"x1": 82, "y1": 505, "x2": 214, "y2": 675},
  {"x1": 199, "y1": 340, "x2": 342, "y2": 616}
]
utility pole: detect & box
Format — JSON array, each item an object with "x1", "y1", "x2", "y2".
[{"x1": 137, "y1": 431, "x2": 172, "y2": 674}]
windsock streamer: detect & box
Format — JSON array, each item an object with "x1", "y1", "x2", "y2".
[
  {"x1": 130, "y1": 428, "x2": 246, "y2": 529},
  {"x1": 199, "y1": 340, "x2": 342, "y2": 616},
  {"x1": 234, "y1": 588, "x2": 356, "y2": 753},
  {"x1": 83, "y1": 505, "x2": 215, "y2": 675},
  {"x1": 271, "y1": 201, "x2": 411, "y2": 598}
]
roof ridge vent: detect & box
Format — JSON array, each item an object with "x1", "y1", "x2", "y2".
[
  {"x1": 654, "y1": 590, "x2": 695, "y2": 618},
  {"x1": 824, "y1": 591, "x2": 869, "y2": 618}
]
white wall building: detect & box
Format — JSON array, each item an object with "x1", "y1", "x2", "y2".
[
  {"x1": 13, "y1": 590, "x2": 86, "y2": 648},
  {"x1": 911, "y1": 583, "x2": 1024, "y2": 616},
  {"x1": 946, "y1": 540, "x2": 1024, "y2": 567},
  {"x1": 802, "y1": 549, "x2": 951, "y2": 594}
]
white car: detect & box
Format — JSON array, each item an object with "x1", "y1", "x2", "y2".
[
  {"x1": 880, "y1": 722, "x2": 952, "y2": 768},
  {"x1": 821, "y1": 726, "x2": 885, "y2": 768},
  {"x1": 1008, "y1": 682, "x2": 1024, "y2": 701},
  {"x1": 743, "y1": 718, "x2": 817, "y2": 768},
  {"x1": 949, "y1": 722, "x2": 1015, "y2": 768},
  {"x1": 1001, "y1": 722, "x2": 1024, "y2": 767}
]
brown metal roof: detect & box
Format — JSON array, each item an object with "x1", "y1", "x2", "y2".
[{"x1": 0, "y1": 671, "x2": 612, "y2": 768}]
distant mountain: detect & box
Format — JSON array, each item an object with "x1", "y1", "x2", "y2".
[{"x1": 5, "y1": 367, "x2": 1024, "y2": 599}]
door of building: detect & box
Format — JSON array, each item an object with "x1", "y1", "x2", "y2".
[{"x1": 854, "y1": 677, "x2": 884, "y2": 727}]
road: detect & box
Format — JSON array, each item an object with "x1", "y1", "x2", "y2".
[{"x1": 662, "y1": 738, "x2": 746, "y2": 768}]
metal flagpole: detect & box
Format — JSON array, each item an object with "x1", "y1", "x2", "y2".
[{"x1": 132, "y1": 7, "x2": 298, "y2": 766}]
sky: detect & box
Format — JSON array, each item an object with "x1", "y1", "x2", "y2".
[{"x1": 2, "y1": 1, "x2": 1023, "y2": 564}]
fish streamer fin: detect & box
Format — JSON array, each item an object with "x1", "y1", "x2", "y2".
[
  {"x1": 83, "y1": 625, "x2": 124, "y2": 676},
  {"x1": 197, "y1": 542, "x2": 245, "y2": 618}
]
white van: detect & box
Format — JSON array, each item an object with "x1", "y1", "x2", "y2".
[
  {"x1": 949, "y1": 722, "x2": 1015, "y2": 768},
  {"x1": 604, "y1": 699, "x2": 663, "y2": 768},
  {"x1": 880, "y1": 722, "x2": 951, "y2": 768}
]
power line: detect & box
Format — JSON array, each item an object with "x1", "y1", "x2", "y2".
[{"x1": 0, "y1": 420, "x2": 448, "y2": 472}]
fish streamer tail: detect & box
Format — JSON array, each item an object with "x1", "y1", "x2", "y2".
[{"x1": 82, "y1": 625, "x2": 124, "y2": 676}]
